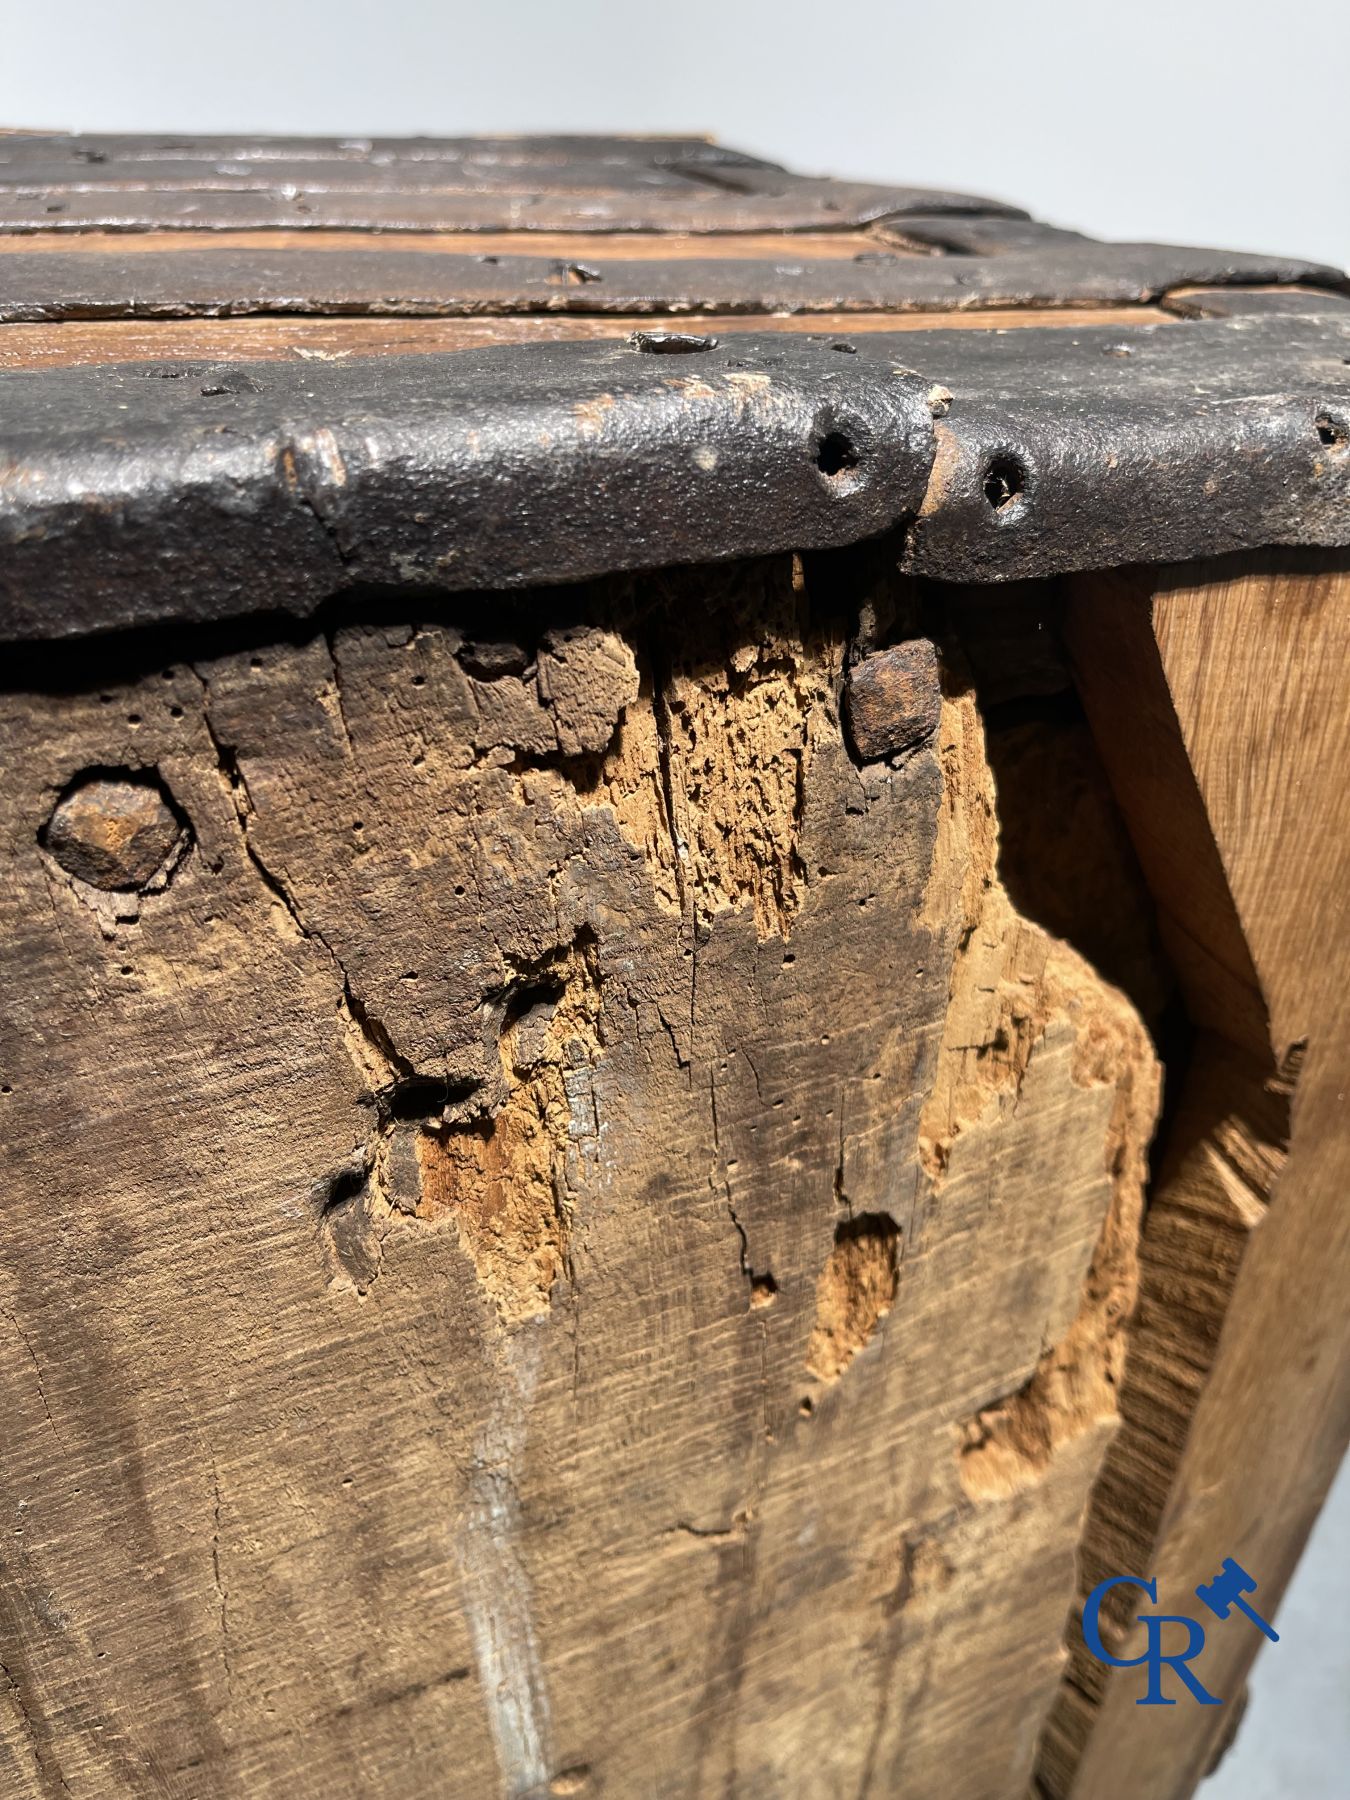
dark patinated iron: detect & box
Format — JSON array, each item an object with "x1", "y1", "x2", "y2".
[
  {"x1": 897, "y1": 295, "x2": 1350, "y2": 580},
  {"x1": 0, "y1": 135, "x2": 1346, "y2": 644},
  {"x1": 2, "y1": 296, "x2": 1348, "y2": 642},
  {"x1": 845, "y1": 640, "x2": 943, "y2": 762},
  {"x1": 0, "y1": 334, "x2": 941, "y2": 640},
  {"x1": 41, "y1": 770, "x2": 188, "y2": 889}
]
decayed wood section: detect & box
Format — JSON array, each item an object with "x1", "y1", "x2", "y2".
[{"x1": 0, "y1": 559, "x2": 1166, "y2": 1798}]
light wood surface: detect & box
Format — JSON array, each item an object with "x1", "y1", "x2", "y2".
[
  {"x1": 0, "y1": 229, "x2": 902, "y2": 260},
  {"x1": 0, "y1": 305, "x2": 1172, "y2": 370},
  {"x1": 1040, "y1": 552, "x2": 1350, "y2": 1799}
]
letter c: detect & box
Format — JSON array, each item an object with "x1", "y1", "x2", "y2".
[{"x1": 1083, "y1": 1575, "x2": 1158, "y2": 1667}]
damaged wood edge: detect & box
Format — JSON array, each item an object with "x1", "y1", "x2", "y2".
[
  {"x1": 914, "y1": 674, "x2": 1159, "y2": 1499},
  {"x1": 2, "y1": 306, "x2": 1349, "y2": 644},
  {"x1": 193, "y1": 588, "x2": 834, "y2": 1321},
  {"x1": 190, "y1": 636, "x2": 616, "y2": 1322},
  {"x1": 0, "y1": 534, "x2": 1305, "y2": 1798}
]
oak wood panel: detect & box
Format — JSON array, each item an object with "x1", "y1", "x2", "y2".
[
  {"x1": 0, "y1": 305, "x2": 1172, "y2": 371},
  {"x1": 1042, "y1": 551, "x2": 1350, "y2": 1799},
  {"x1": 0, "y1": 563, "x2": 1158, "y2": 1798},
  {"x1": 0, "y1": 229, "x2": 902, "y2": 261}
]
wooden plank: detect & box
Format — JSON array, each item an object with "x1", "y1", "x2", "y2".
[
  {"x1": 0, "y1": 245, "x2": 1318, "y2": 327},
  {"x1": 0, "y1": 180, "x2": 1007, "y2": 237},
  {"x1": 0, "y1": 230, "x2": 901, "y2": 261},
  {"x1": 0, "y1": 559, "x2": 1159, "y2": 1797},
  {"x1": 1038, "y1": 550, "x2": 1350, "y2": 1798},
  {"x1": 0, "y1": 305, "x2": 1174, "y2": 371}
]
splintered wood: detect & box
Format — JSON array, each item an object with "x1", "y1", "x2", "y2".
[{"x1": 0, "y1": 557, "x2": 1159, "y2": 1798}]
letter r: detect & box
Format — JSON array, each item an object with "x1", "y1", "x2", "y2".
[
  {"x1": 1138, "y1": 1614, "x2": 1222, "y2": 1706},
  {"x1": 1082, "y1": 1576, "x2": 1223, "y2": 1706}
]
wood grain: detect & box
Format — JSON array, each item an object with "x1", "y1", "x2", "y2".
[
  {"x1": 1038, "y1": 551, "x2": 1350, "y2": 1799},
  {"x1": 0, "y1": 229, "x2": 901, "y2": 261},
  {"x1": 1, "y1": 131, "x2": 1345, "y2": 1800},
  {"x1": 0, "y1": 305, "x2": 1172, "y2": 371},
  {"x1": 0, "y1": 562, "x2": 1158, "y2": 1798}
]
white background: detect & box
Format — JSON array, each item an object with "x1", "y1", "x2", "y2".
[
  {"x1": 1, "y1": 1, "x2": 1346, "y2": 1793},
  {"x1": 2, "y1": 0, "x2": 1348, "y2": 266}
]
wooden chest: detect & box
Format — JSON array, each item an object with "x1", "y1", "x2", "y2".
[{"x1": 1, "y1": 134, "x2": 1347, "y2": 1800}]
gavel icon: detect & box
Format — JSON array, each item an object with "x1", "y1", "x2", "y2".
[{"x1": 1195, "y1": 1558, "x2": 1280, "y2": 1642}]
